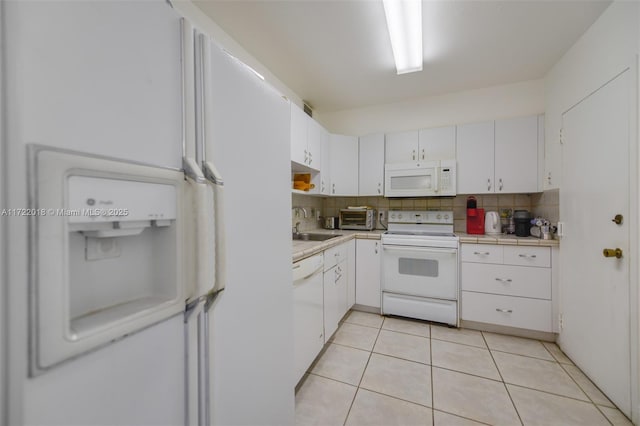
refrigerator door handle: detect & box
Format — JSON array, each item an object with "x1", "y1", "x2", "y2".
[
  {"x1": 203, "y1": 160, "x2": 226, "y2": 296},
  {"x1": 183, "y1": 157, "x2": 217, "y2": 303}
]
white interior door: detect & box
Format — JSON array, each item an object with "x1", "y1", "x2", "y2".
[{"x1": 560, "y1": 69, "x2": 632, "y2": 416}]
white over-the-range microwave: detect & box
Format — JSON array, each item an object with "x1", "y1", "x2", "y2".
[{"x1": 384, "y1": 160, "x2": 456, "y2": 197}]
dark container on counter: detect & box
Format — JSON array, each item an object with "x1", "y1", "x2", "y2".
[{"x1": 513, "y1": 210, "x2": 532, "y2": 237}]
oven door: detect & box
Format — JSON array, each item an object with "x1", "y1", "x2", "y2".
[{"x1": 382, "y1": 244, "x2": 458, "y2": 300}]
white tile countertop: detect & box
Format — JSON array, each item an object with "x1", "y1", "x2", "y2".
[
  {"x1": 292, "y1": 229, "x2": 384, "y2": 262},
  {"x1": 292, "y1": 230, "x2": 558, "y2": 262},
  {"x1": 456, "y1": 232, "x2": 560, "y2": 247}
]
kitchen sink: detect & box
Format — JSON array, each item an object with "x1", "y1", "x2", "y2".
[{"x1": 292, "y1": 233, "x2": 342, "y2": 241}]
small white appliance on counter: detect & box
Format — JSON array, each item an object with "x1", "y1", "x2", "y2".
[
  {"x1": 381, "y1": 210, "x2": 459, "y2": 326},
  {"x1": 485, "y1": 211, "x2": 501, "y2": 235},
  {"x1": 339, "y1": 207, "x2": 377, "y2": 230},
  {"x1": 384, "y1": 160, "x2": 456, "y2": 197}
]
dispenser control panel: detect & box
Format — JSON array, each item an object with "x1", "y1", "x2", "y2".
[{"x1": 67, "y1": 176, "x2": 177, "y2": 223}]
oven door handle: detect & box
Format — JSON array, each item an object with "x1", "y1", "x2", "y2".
[{"x1": 382, "y1": 245, "x2": 458, "y2": 255}]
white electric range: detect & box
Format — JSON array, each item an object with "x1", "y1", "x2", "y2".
[{"x1": 381, "y1": 210, "x2": 459, "y2": 326}]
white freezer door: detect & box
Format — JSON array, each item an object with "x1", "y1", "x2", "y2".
[{"x1": 382, "y1": 245, "x2": 458, "y2": 300}]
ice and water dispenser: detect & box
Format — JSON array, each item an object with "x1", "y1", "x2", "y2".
[{"x1": 31, "y1": 148, "x2": 186, "y2": 372}]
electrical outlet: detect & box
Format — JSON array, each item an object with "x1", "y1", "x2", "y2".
[{"x1": 379, "y1": 210, "x2": 387, "y2": 223}]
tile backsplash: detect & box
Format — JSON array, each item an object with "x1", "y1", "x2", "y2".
[
  {"x1": 291, "y1": 194, "x2": 323, "y2": 232},
  {"x1": 530, "y1": 189, "x2": 560, "y2": 224},
  {"x1": 293, "y1": 190, "x2": 559, "y2": 233}
]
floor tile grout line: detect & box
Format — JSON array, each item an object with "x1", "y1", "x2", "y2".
[
  {"x1": 481, "y1": 331, "x2": 525, "y2": 426},
  {"x1": 592, "y1": 403, "x2": 617, "y2": 426},
  {"x1": 557, "y1": 361, "x2": 616, "y2": 409},
  {"x1": 341, "y1": 318, "x2": 383, "y2": 426},
  {"x1": 429, "y1": 324, "x2": 435, "y2": 426},
  {"x1": 430, "y1": 335, "x2": 488, "y2": 350},
  {"x1": 432, "y1": 408, "x2": 493, "y2": 426},
  {"x1": 488, "y1": 347, "x2": 557, "y2": 362},
  {"x1": 370, "y1": 349, "x2": 431, "y2": 366},
  {"x1": 430, "y1": 365, "x2": 502, "y2": 384},
  {"x1": 505, "y1": 382, "x2": 601, "y2": 405},
  {"x1": 355, "y1": 386, "x2": 434, "y2": 410},
  {"x1": 381, "y1": 327, "x2": 431, "y2": 339}
]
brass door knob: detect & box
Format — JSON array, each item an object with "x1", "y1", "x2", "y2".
[
  {"x1": 612, "y1": 214, "x2": 623, "y2": 225},
  {"x1": 603, "y1": 248, "x2": 623, "y2": 259}
]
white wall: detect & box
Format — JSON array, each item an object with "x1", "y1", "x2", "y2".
[
  {"x1": 315, "y1": 79, "x2": 544, "y2": 135},
  {"x1": 543, "y1": 0, "x2": 639, "y2": 421},
  {"x1": 544, "y1": 0, "x2": 639, "y2": 189},
  {"x1": 171, "y1": 0, "x2": 303, "y2": 108}
]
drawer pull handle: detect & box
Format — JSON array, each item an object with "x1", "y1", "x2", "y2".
[
  {"x1": 496, "y1": 308, "x2": 513, "y2": 313},
  {"x1": 495, "y1": 278, "x2": 512, "y2": 283},
  {"x1": 518, "y1": 254, "x2": 537, "y2": 258},
  {"x1": 473, "y1": 251, "x2": 491, "y2": 255}
]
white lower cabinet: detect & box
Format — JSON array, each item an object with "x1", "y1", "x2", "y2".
[
  {"x1": 347, "y1": 239, "x2": 356, "y2": 309},
  {"x1": 355, "y1": 239, "x2": 381, "y2": 309},
  {"x1": 461, "y1": 243, "x2": 553, "y2": 332},
  {"x1": 323, "y1": 242, "x2": 349, "y2": 343},
  {"x1": 293, "y1": 254, "x2": 324, "y2": 385}
]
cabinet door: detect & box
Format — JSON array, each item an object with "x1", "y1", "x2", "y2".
[
  {"x1": 290, "y1": 103, "x2": 308, "y2": 166},
  {"x1": 347, "y1": 239, "x2": 356, "y2": 310},
  {"x1": 355, "y1": 240, "x2": 381, "y2": 309},
  {"x1": 385, "y1": 130, "x2": 419, "y2": 163},
  {"x1": 494, "y1": 115, "x2": 538, "y2": 193},
  {"x1": 542, "y1": 115, "x2": 559, "y2": 190},
  {"x1": 323, "y1": 264, "x2": 345, "y2": 342},
  {"x1": 358, "y1": 133, "x2": 385, "y2": 196},
  {"x1": 306, "y1": 117, "x2": 323, "y2": 172},
  {"x1": 418, "y1": 126, "x2": 456, "y2": 161},
  {"x1": 456, "y1": 121, "x2": 495, "y2": 194},
  {"x1": 293, "y1": 270, "x2": 324, "y2": 384},
  {"x1": 320, "y1": 127, "x2": 331, "y2": 194},
  {"x1": 329, "y1": 134, "x2": 359, "y2": 196}
]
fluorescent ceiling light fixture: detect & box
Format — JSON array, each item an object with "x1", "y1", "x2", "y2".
[{"x1": 382, "y1": 0, "x2": 423, "y2": 74}]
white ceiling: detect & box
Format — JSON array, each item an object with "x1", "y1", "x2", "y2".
[{"x1": 194, "y1": 0, "x2": 611, "y2": 113}]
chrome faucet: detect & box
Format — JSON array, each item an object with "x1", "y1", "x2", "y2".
[{"x1": 292, "y1": 206, "x2": 309, "y2": 218}]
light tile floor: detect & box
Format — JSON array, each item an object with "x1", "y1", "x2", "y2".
[{"x1": 295, "y1": 311, "x2": 633, "y2": 426}]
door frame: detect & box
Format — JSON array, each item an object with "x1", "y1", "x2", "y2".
[{"x1": 559, "y1": 59, "x2": 639, "y2": 422}]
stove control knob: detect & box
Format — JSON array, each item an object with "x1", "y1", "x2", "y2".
[
  {"x1": 444, "y1": 214, "x2": 450, "y2": 220},
  {"x1": 398, "y1": 214, "x2": 403, "y2": 219},
  {"x1": 390, "y1": 213, "x2": 396, "y2": 219},
  {"x1": 437, "y1": 214, "x2": 442, "y2": 220}
]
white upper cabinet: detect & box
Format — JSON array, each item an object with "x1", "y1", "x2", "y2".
[
  {"x1": 290, "y1": 103, "x2": 321, "y2": 172},
  {"x1": 494, "y1": 115, "x2": 538, "y2": 193},
  {"x1": 319, "y1": 126, "x2": 331, "y2": 195},
  {"x1": 418, "y1": 126, "x2": 456, "y2": 160},
  {"x1": 306, "y1": 117, "x2": 323, "y2": 172},
  {"x1": 457, "y1": 116, "x2": 541, "y2": 194},
  {"x1": 358, "y1": 133, "x2": 385, "y2": 196},
  {"x1": 457, "y1": 121, "x2": 495, "y2": 194},
  {"x1": 290, "y1": 104, "x2": 308, "y2": 166},
  {"x1": 542, "y1": 115, "x2": 559, "y2": 190},
  {"x1": 385, "y1": 130, "x2": 419, "y2": 163},
  {"x1": 386, "y1": 126, "x2": 456, "y2": 164},
  {"x1": 329, "y1": 134, "x2": 358, "y2": 196}
]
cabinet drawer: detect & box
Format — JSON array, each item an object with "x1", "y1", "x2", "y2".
[
  {"x1": 461, "y1": 244, "x2": 503, "y2": 264},
  {"x1": 324, "y1": 243, "x2": 348, "y2": 271},
  {"x1": 461, "y1": 291, "x2": 552, "y2": 332},
  {"x1": 503, "y1": 246, "x2": 550, "y2": 267},
  {"x1": 461, "y1": 263, "x2": 551, "y2": 299}
]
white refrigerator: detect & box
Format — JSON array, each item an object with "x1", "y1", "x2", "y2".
[
  {"x1": 2, "y1": 1, "x2": 294, "y2": 425},
  {"x1": 191, "y1": 26, "x2": 295, "y2": 426}
]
